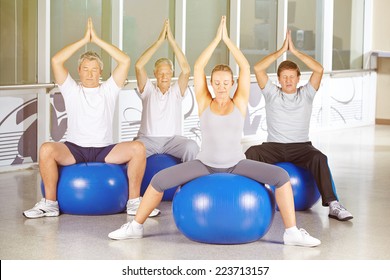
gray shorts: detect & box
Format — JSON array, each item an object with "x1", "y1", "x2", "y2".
[{"x1": 151, "y1": 159, "x2": 290, "y2": 192}]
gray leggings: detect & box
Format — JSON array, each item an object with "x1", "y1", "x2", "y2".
[{"x1": 151, "y1": 159, "x2": 290, "y2": 192}]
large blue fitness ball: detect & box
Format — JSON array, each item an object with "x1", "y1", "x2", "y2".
[
  {"x1": 141, "y1": 154, "x2": 181, "y2": 201},
  {"x1": 274, "y1": 162, "x2": 321, "y2": 211},
  {"x1": 172, "y1": 173, "x2": 275, "y2": 244},
  {"x1": 41, "y1": 163, "x2": 128, "y2": 215}
]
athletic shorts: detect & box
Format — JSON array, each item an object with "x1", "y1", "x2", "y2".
[{"x1": 64, "y1": 141, "x2": 116, "y2": 163}]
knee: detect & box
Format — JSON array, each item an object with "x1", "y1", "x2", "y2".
[
  {"x1": 311, "y1": 151, "x2": 328, "y2": 165},
  {"x1": 184, "y1": 140, "x2": 200, "y2": 160},
  {"x1": 130, "y1": 141, "x2": 146, "y2": 158},
  {"x1": 276, "y1": 167, "x2": 290, "y2": 187},
  {"x1": 245, "y1": 146, "x2": 259, "y2": 160},
  {"x1": 39, "y1": 142, "x2": 56, "y2": 160}
]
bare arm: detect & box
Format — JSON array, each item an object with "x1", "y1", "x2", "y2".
[
  {"x1": 166, "y1": 20, "x2": 191, "y2": 96},
  {"x1": 253, "y1": 32, "x2": 288, "y2": 89},
  {"x1": 89, "y1": 19, "x2": 130, "y2": 88},
  {"x1": 135, "y1": 21, "x2": 167, "y2": 93},
  {"x1": 287, "y1": 31, "x2": 323, "y2": 90},
  {"x1": 193, "y1": 17, "x2": 224, "y2": 115},
  {"x1": 51, "y1": 19, "x2": 91, "y2": 85},
  {"x1": 221, "y1": 18, "x2": 250, "y2": 116}
]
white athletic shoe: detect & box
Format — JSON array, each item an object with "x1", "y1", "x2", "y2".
[
  {"x1": 283, "y1": 228, "x2": 321, "y2": 247},
  {"x1": 108, "y1": 221, "x2": 144, "y2": 240},
  {"x1": 23, "y1": 198, "x2": 60, "y2": 219}
]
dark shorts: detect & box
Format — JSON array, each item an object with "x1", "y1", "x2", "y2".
[{"x1": 64, "y1": 141, "x2": 116, "y2": 163}]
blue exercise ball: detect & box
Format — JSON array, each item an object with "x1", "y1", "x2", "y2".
[
  {"x1": 273, "y1": 162, "x2": 321, "y2": 211},
  {"x1": 141, "y1": 154, "x2": 181, "y2": 201},
  {"x1": 41, "y1": 163, "x2": 128, "y2": 215},
  {"x1": 172, "y1": 173, "x2": 275, "y2": 244}
]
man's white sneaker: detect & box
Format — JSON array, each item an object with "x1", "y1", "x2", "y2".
[
  {"x1": 283, "y1": 228, "x2": 321, "y2": 247},
  {"x1": 108, "y1": 221, "x2": 144, "y2": 240},
  {"x1": 23, "y1": 198, "x2": 60, "y2": 219},
  {"x1": 126, "y1": 198, "x2": 160, "y2": 217},
  {"x1": 329, "y1": 201, "x2": 353, "y2": 221}
]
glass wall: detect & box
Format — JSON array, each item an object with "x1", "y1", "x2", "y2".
[
  {"x1": 240, "y1": 0, "x2": 278, "y2": 71},
  {"x1": 332, "y1": 0, "x2": 365, "y2": 70},
  {"x1": 0, "y1": 0, "x2": 38, "y2": 85},
  {"x1": 123, "y1": 0, "x2": 174, "y2": 79},
  {"x1": 50, "y1": 0, "x2": 112, "y2": 81},
  {"x1": 186, "y1": 0, "x2": 229, "y2": 75},
  {"x1": 287, "y1": 0, "x2": 319, "y2": 72}
]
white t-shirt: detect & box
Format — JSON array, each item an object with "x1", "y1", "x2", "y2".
[
  {"x1": 59, "y1": 74, "x2": 121, "y2": 147},
  {"x1": 137, "y1": 79, "x2": 185, "y2": 137}
]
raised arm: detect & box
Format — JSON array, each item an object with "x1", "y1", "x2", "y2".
[
  {"x1": 89, "y1": 18, "x2": 130, "y2": 88},
  {"x1": 221, "y1": 17, "x2": 250, "y2": 115},
  {"x1": 287, "y1": 30, "x2": 323, "y2": 90},
  {"x1": 193, "y1": 17, "x2": 224, "y2": 115},
  {"x1": 51, "y1": 19, "x2": 91, "y2": 85},
  {"x1": 253, "y1": 31, "x2": 289, "y2": 89},
  {"x1": 166, "y1": 20, "x2": 191, "y2": 96},
  {"x1": 135, "y1": 21, "x2": 167, "y2": 93}
]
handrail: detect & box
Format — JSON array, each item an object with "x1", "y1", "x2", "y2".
[{"x1": 0, "y1": 69, "x2": 376, "y2": 91}]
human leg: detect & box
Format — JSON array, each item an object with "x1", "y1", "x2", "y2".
[
  {"x1": 232, "y1": 160, "x2": 320, "y2": 247},
  {"x1": 244, "y1": 142, "x2": 285, "y2": 163},
  {"x1": 105, "y1": 141, "x2": 146, "y2": 199},
  {"x1": 108, "y1": 160, "x2": 210, "y2": 240},
  {"x1": 23, "y1": 142, "x2": 75, "y2": 218},
  {"x1": 163, "y1": 136, "x2": 200, "y2": 162}
]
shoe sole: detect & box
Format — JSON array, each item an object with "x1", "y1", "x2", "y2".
[
  {"x1": 127, "y1": 210, "x2": 161, "y2": 217},
  {"x1": 284, "y1": 241, "x2": 321, "y2": 247},
  {"x1": 23, "y1": 212, "x2": 60, "y2": 219},
  {"x1": 328, "y1": 214, "x2": 353, "y2": 221},
  {"x1": 108, "y1": 234, "x2": 143, "y2": 240}
]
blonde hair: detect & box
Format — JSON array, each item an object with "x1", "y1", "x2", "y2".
[
  {"x1": 78, "y1": 51, "x2": 103, "y2": 70},
  {"x1": 154, "y1": 58, "x2": 174, "y2": 72},
  {"x1": 210, "y1": 64, "x2": 233, "y2": 81}
]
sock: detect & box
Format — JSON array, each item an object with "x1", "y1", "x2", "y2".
[
  {"x1": 45, "y1": 199, "x2": 58, "y2": 205},
  {"x1": 329, "y1": 200, "x2": 338, "y2": 207},
  {"x1": 285, "y1": 226, "x2": 299, "y2": 234},
  {"x1": 128, "y1": 197, "x2": 141, "y2": 204},
  {"x1": 131, "y1": 220, "x2": 143, "y2": 229}
]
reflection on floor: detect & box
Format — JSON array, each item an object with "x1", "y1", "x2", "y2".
[{"x1": 0, "y1": 125, "x2": 389, "y2": 260}]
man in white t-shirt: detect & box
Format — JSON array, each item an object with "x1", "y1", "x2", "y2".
[
  {"x1": 134, "y1": 19, "x2": 199, "y2": 162},
  {"x1": 23, "y1": 18, "x2": 159, "y2": 218}
]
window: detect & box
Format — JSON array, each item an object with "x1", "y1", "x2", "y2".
[
  {"x1": 332, "y1": 0, "x2": 365, "y2": 70},
  {"x1": 50, "y1": 0, "x2": 112, "y2": 81},
  {"x1": 287, "y1": 0, "x2": 319, "y2": 72},
  {"x1": 123, "y1": 0, "x2": 174, "y2": 79},
  {"x1": 0, "y1": 0, "x2": 38, "y2": 85},
  {"x1": 240, "y1": 0, "x2": 278, "y2": 71},
  {"x1": 186, "y1": 0, "x2": 229, "y2": 75}
]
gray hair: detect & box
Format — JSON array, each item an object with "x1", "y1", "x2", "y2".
[
  {"x1": 154, "y1": 58, "x2": 174, "y2": 72},
  {"x1": 78, "y1": 51, "x2": 103, "y2": 70}
]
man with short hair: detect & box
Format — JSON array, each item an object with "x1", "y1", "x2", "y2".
[
  {"x1": 23, "y1": 18, "x2": 158, "y2": 218},
  {"x1": 245, "y1": 30, "x2": 353, "y2": 222}
]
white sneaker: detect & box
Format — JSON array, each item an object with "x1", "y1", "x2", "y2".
[
  {"x1": 23, "y1": 198, "x2": 60, "y2": 219},
  {"x1": 108, "y1": 221, "x2": 144, "y2": 240},
  {"x1": 126, "y1": 198, "x2": 160, "y2": 217},
  {"x1": 329, "y1": 201, "x2": 353, "y2": 221},
  {"x1": 283, "y1": 228, "x2": 321, "y2": 247}
]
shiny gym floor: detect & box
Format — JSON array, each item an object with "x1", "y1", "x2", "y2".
[{"x1": 1, "y1": 124, "x2": 389, "y2": 260}]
